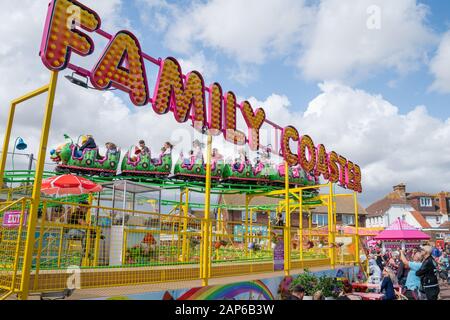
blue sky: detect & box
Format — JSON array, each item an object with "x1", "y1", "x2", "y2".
[
  {"x1": 113, "y1": 0, "x2": 450, "y2": 121},
  {"x1": 1, "y1": 0, "x2": 450, "y2": 206}
]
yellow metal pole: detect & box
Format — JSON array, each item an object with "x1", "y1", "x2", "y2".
[
  {"x1": 267, "y1": 210, "x2": 271, "y2": 250},
  {"x1": 299, "y1": 191, "x2": 303, "y2": 261},
  {"x1": 181, "y1": 188, "x2": 189, "y2": 262},
  {"x1": 202, "y1": 134, "x2": 212, "y2": 286},
  {"x1": 244, "y1": 194, "x2": 249, "y2": 256},
  {"x1": 57, "y1": 228, "x2": 64, "y2": 268},
  {"x1": 0, "y1": 85, "x2": 49, "y2": 187},
  {"x1": 19, "y1": 71, "x2": 58, "y2": 300},
  {"x1": 10, "y1": 199, "x2": 26, "y2": 293},
  {"x1": 328, "y1": 182, "x2": 335, "y2": 268},
  {"x1": 249, "y1": 208, "x2": 253, "y2": 258},
  {"x1": 354, "y1": 192, "x2": 360, "y2": 264},
  {"x1": 87, "y1": 194, "x2": 93, "y2": 224},
  {"x1": 284, "y1": 162, "x2": 290, "y2": 276},
  {"x1": 93, "y1": 227, "x2": 100, "y2": 267},
  {"x1": 216, "y1": 207, "x2": 221, "y2": 260},
  {"x1": 33, "y1": 201, "x2": 47, "y2": 290},
  {"x1": 122, "y1": 230, "x2": 128, "y2": 265}
]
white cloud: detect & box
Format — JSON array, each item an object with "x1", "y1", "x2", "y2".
[
  {"x1": 429, "y1": 31, "x2": 450, "y2": 93},
  {"x1": 177, "y1": 52, "x2": 218, "y2": 80},
  {"x1": 299, "y1": 0, "x2": 436, "y2": 81},
  {"x1": 1, "y1": 0, "x2": 449, "y2": 207},
  {"x1": 243, "y1": 82, "x2": 450, "y2": 205},
  {"x1": 144, "y1": 0, "x2": 437, "y2": 84},
  {"x1": 163, "y1": 0, "x2": 314, "y2": 64}
]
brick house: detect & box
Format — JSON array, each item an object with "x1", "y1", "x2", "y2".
[
  {"x1": 366, "y1": 183, "x2": 450, "y2": 241},
  {"x1": 216, "y1": 193, "x2": 367, "y2": 232}
]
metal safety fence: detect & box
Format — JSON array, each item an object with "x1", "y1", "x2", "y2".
[{"x1": 0, "y1": 198, "x2": 344, "y2": 297}]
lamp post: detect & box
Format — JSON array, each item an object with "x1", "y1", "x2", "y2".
[{"x1": 10, "y1": 137, "x2": 28, "y2": 187}]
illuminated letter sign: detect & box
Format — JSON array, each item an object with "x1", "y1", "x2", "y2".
[
  {"x1": 40, "y1": 0, "x2": 100, "y2": 70},
  {"x1": 299, "y1": 135, "x2": 316, "y2": 174},
  {"x1": 240, "y1": 101, "x2": 266, "y2": 151},
  {"x1": 91, "y1": 31, "x2": 149, "y2": 106},
  {"x1": 207, "y1": 83, "x2": 223, "y2": 136},
  {"x1": 38, "y1": 0, "x2": 364, "y2": 193},
  {"x1": 281, "y1": 126, "x2": 299, "y2": 167},
  {"x1": 315, "y1": 144, "x2": 330, "y2": 180},
  {"x1": 153, "y1": 58, "x2": 206, "y2": 130},
  {"x1": 224, "y1": 92, "x2": 246, "y2": 145}
]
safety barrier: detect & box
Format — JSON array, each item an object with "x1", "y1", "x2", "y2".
[{"x1": 0, "y1": 198, "x2": 353, "y2": 296}]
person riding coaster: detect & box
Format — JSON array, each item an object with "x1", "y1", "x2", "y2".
[
  {"x1": 50, "y1": 134, "x2": 121, "y2": 175},
  {"x1": 121, "y1": 141, "x2": 172, "y2": 176},
  {"x1": 174, "y1": 142, "x2": 224, "y2": 180}
]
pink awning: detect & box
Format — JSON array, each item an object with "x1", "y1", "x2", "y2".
[{"x1": 374, "y1": 218, "x2": 430, "y2": 241}]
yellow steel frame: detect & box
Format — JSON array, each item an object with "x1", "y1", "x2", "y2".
[
  {"x1": 201, "y1": 134, "x2": 212, "y2": 286},
  {"x1": 0, "y1": 71, "x2": 59, "y2": 300}
]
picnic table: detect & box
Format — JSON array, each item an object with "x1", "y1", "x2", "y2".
[
  {"x1": 351, "y1": 292, "x2": 385, "y2": 301},
  {"x1": 352, "y1": 282, "x2": 400, "y2": 293}
]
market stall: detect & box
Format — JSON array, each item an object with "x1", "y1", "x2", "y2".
[{"x1": 374, "y1": 218, "x2": 430, "y2": 251}]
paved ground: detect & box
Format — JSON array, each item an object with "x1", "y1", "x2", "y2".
[{"x1": 439, "y1": 282, "x2": 450, "y2": 300}]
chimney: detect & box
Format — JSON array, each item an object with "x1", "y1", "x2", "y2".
[
  {"x1": 438, "y1": 192, "x2": 448, "y2": 215},
  {"x1": 393, "y1": 183, "x2": 406, "y2": 199}
]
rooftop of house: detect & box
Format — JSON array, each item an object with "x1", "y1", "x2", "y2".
[
  {"x1": 410, "y1": 211, "x2": 432, "y2": 228},
  {"x1": 367, "y1": 183, "x2": 449, "y2": 217}
]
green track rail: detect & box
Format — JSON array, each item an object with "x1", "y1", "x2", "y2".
[{"x1": 3, "y1": 170, "x2": 320, "y2": 197}]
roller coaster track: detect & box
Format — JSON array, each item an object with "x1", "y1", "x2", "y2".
[{"x1": 2, "y1": 170, "x2": 319, "y2": 196}]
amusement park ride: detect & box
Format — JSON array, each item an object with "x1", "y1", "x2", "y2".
[{"x1": 0, "y1": 0, "x2": 366, "y2": 300}]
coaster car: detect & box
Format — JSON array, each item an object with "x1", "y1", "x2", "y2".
[
  {"x1": 121, "y1": 147, "x2": 172, "y2": 177},
  {"x1": 222, "y1": 161, "x2": 271, "y2": 184},
  {"x1": 50, "y1": 135, "x2": 120, "y2": 176},
  {"x1": 173, "y1": 154, "x2": 224, "y2": 181}
]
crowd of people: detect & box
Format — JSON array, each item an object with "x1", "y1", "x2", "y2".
[
  {"x1": 366, "y1": 244, "x2": 449, "y2": 300},
  {"x1": 283, "y1": 243, "x2": 449, "y2": 301}
]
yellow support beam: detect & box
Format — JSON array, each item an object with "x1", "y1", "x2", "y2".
[
  {"x1": 284, "y1": 162, "x2": 290, "y2": 276},
  {"x1": 19, "y1": 71, "x2": 59, "y2": 300},
  {"x1": 299, "y1": 190, "x2": 303, "y2": 261},
  {"x1": 201, "y1": 134, "x2": 212, "y2": 286},
  {"x1": 354, "y1": 192, "x2": 360, "y2": 264},
  {"x1": 0, "y1": 84, "x2": 49, "y2": 187},
  {"x1": 181, "y1": 188, "x2": 189, "y2": 262},
  {"x1": 328, "y1": 182, "x2": 336, "y2": 269}
]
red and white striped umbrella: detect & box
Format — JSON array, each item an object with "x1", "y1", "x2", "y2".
[{"x1": 41, "y1": 174, "x2": 103, "y2": 196}]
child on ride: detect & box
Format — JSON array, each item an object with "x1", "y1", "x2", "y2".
[
  {"x1": 152, "y1": 142, "x2": 173, "y2": 164},
  {"x1": 162, "y1": 142, "x2": 173, "y2": 156},
  {"x1": 105, "y1": 142, "x2": 118, "y2": 156},
  {"x1": 131, "y1": 140, "x2": 150, "y2": 162},
  {"x1": 74, "y1": 135, "x2": 97, "y2": 158},
  {"x1": 212, "y1": 148, "x2": 224, "y2": 162},
  {"x1": 261, "y1": 145, "x2": 272, "y2": 165},
  {"x1": 233, "y1": 148, "x2": 248, "y2": 170},
  {"x1": 183, "y1": 140, "x2": 204, "y2": 165}
]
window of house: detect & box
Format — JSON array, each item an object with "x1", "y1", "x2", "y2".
[
  {"x1": 420, "y1": 197, "x2": 432, "y2": 207},
  {"x1": 241, "y1": 211, "x2": 257, "y2": 222},
  {"x1": 342, "y1": 215, "x2": 355, "y2": 225},
  {"x1": 312, "y1": 214, "x2": 328, "y2": 226}
]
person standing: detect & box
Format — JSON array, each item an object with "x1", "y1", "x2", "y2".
[
  {"x1": 400, "y1": 249, "x2": 423, "y2": 300},
  {"x1": 285, "y1": 285, "x2": 305, "y2": 300},
  {"x1": 380, "y1": 267, "x2": 397, "y2": 300},
  {"x1": 416, "y1": 245, "x2": 440, "y2": 300}
]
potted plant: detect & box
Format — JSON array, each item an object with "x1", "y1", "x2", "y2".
[
  {"x1": 290, "y1": 269, "x2": 318, "y2": 299},
  {"x1": 316, "y1": 275, "x2": 343, "y2": 300}
]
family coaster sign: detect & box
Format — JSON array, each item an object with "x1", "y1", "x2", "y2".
[{"x1": 39, "y1": 0, "x2": 362, "y2": 193}]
